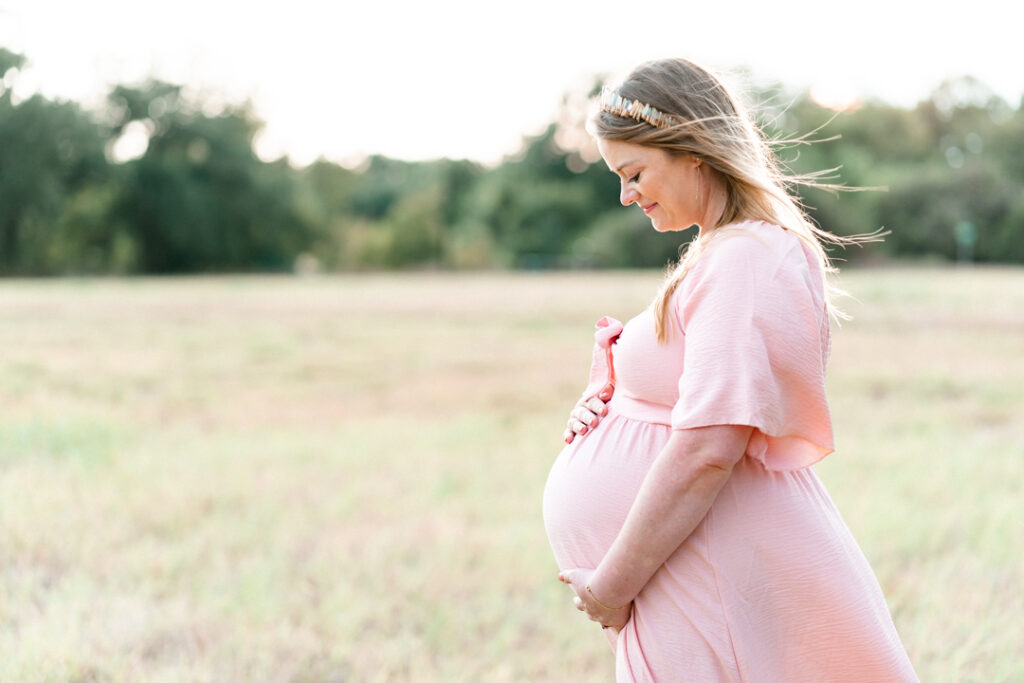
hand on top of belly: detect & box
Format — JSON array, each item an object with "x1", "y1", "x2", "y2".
[{"x1": 562, "y1": 392, "x2": 612, "y2": 444}]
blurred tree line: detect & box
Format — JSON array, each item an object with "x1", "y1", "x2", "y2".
[{"x1": 1, "y1": 46, "x2": 1022, "y2": 275}]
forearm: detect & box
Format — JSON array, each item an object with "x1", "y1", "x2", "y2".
[{"x1": 587, "y1": 425, "x2": 752, "y2": 607}]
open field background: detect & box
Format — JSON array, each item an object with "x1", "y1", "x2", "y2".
[{"x1": 0, "y1": 267, "x2": 1021, "y2": 682}]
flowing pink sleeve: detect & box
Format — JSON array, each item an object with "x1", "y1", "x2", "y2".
[
  {"x1": 669, "y1": 234, "x2": 834, "y2": 471},
  {"x1": 579, "y1": 316, "x2": 623, "y2": 401}
]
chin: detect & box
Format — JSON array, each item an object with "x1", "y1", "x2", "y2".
[
  {"x1": 649, "y1": 217, "x2": 671, "y2": 232},
  {"x1": 650, "y1": 220, "x2": 690, "y2": 233}
]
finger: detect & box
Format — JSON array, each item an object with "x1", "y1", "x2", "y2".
[
  {"x1": 573, "y1": 408, "x2": 599, "y2": 428},
  {"x1": 563, "y1": 430, "x2": 574, "y2": 444},
  {"x1": 568, "y1": 411, "x2": 594, "y2": 429},
  {"x1": 586, "y1": 396, "x2": 609, "y2": 416},
  {"x1": 568, "y1": 418, "x2": 589, "y2": 436},
  {"x1": 573, "y1": 596, "x2": 585, "y2": 611}
]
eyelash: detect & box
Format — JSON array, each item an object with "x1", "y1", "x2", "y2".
[{"x1": 628, "y1": 173, "x2": 640, "y2": 183}]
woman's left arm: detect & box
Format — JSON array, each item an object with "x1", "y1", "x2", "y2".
[{"x1": 561, "y1": 424, "x2": 753, "y2": 626}]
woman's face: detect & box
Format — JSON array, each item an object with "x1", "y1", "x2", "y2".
[{"x1": 596, "y1": 138, "x2": 703, "y2": 233}]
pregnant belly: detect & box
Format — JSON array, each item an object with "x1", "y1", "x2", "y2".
[{"x1": 542, "y1": 414, "x2": 671, "y2": 571}]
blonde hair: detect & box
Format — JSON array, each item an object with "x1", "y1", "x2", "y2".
[{"x1": 592, "y1": 58, "x2": 876, "y2": 342}]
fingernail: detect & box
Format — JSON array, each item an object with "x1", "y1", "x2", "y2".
[
  {"x1": 579, "y1": 426, "x2": 588, "y2": 435},
  {"x1": 590, "y1": 418, "x2": 598, "y2": 427}
]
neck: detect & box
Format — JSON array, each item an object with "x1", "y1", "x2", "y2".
[{"x1": 696, "y1": 179, "x2": 728, "y2": 236}]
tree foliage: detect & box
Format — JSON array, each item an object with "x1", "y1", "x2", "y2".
[
  {"x1": 106, "y1": 81, "x2": 317, "y2": 272},
  {"x1": 0, "y1": 45, "x2": 1021, "y2": 275},
  {"x1": 0, "y1": 50, "x2": 109, "y2": 273}
]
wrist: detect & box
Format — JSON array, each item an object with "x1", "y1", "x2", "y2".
[
  {"x1": 586, "y1": 571, "x2": 632, "y2": 610},
  {"x1": 585, "y1": 584, "x2": 627, "y2": 611}
]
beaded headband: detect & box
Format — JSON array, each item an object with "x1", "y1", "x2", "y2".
[{"x1": 599, "y1": 85, "x2": 677, "y2": 129}]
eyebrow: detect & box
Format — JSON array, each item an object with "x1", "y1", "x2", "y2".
[{"x1": 613, "y1": 160, "x2": 640, "y2": 175}]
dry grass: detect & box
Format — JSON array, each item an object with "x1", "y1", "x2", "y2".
[{"x1": 0, "y1": 268, "x2": 1020, "y2": 682}]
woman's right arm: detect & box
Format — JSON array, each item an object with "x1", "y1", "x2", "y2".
[{"x1": 563, "y1": 424, "x2": 753, "y2": 626}]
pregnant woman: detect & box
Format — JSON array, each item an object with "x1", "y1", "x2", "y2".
[{"x1": 542, "y1": 58, "x2": 918, "y2": 682}]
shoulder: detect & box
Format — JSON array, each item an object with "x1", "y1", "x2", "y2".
[
  {"x1": 675, "y1": 221, "x2": 819, "y2": 317},
  {"x1": 691, "y1": 221, "x2": 799, "y2": 281},
  {"x1": 708, "y1": 220, "x2": 799, "y2": 258}
]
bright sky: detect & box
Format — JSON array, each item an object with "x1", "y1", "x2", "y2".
[{"x1": 1, "y1": 0, "x2": 1018, "y2": 166}]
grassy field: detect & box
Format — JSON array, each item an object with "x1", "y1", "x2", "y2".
[{"x1": 0, "y1": 267, "x2": 1021, "y2": 682}]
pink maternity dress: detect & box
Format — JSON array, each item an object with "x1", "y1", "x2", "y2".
[{"x1": 543, "y1": 221, "x2": 918, "y2": 682}]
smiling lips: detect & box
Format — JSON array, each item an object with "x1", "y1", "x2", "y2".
[{"x1": 642, "y1": 202, "x2": 658, "y2": 214}]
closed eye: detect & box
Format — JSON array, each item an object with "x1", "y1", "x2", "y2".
[{"x1": 628, "y1": 172, "x2": 640, "y2": 183}]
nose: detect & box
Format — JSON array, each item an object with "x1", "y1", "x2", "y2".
[{"x1": 620, "y1": 181, "x2": 638, "y2": 207}]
